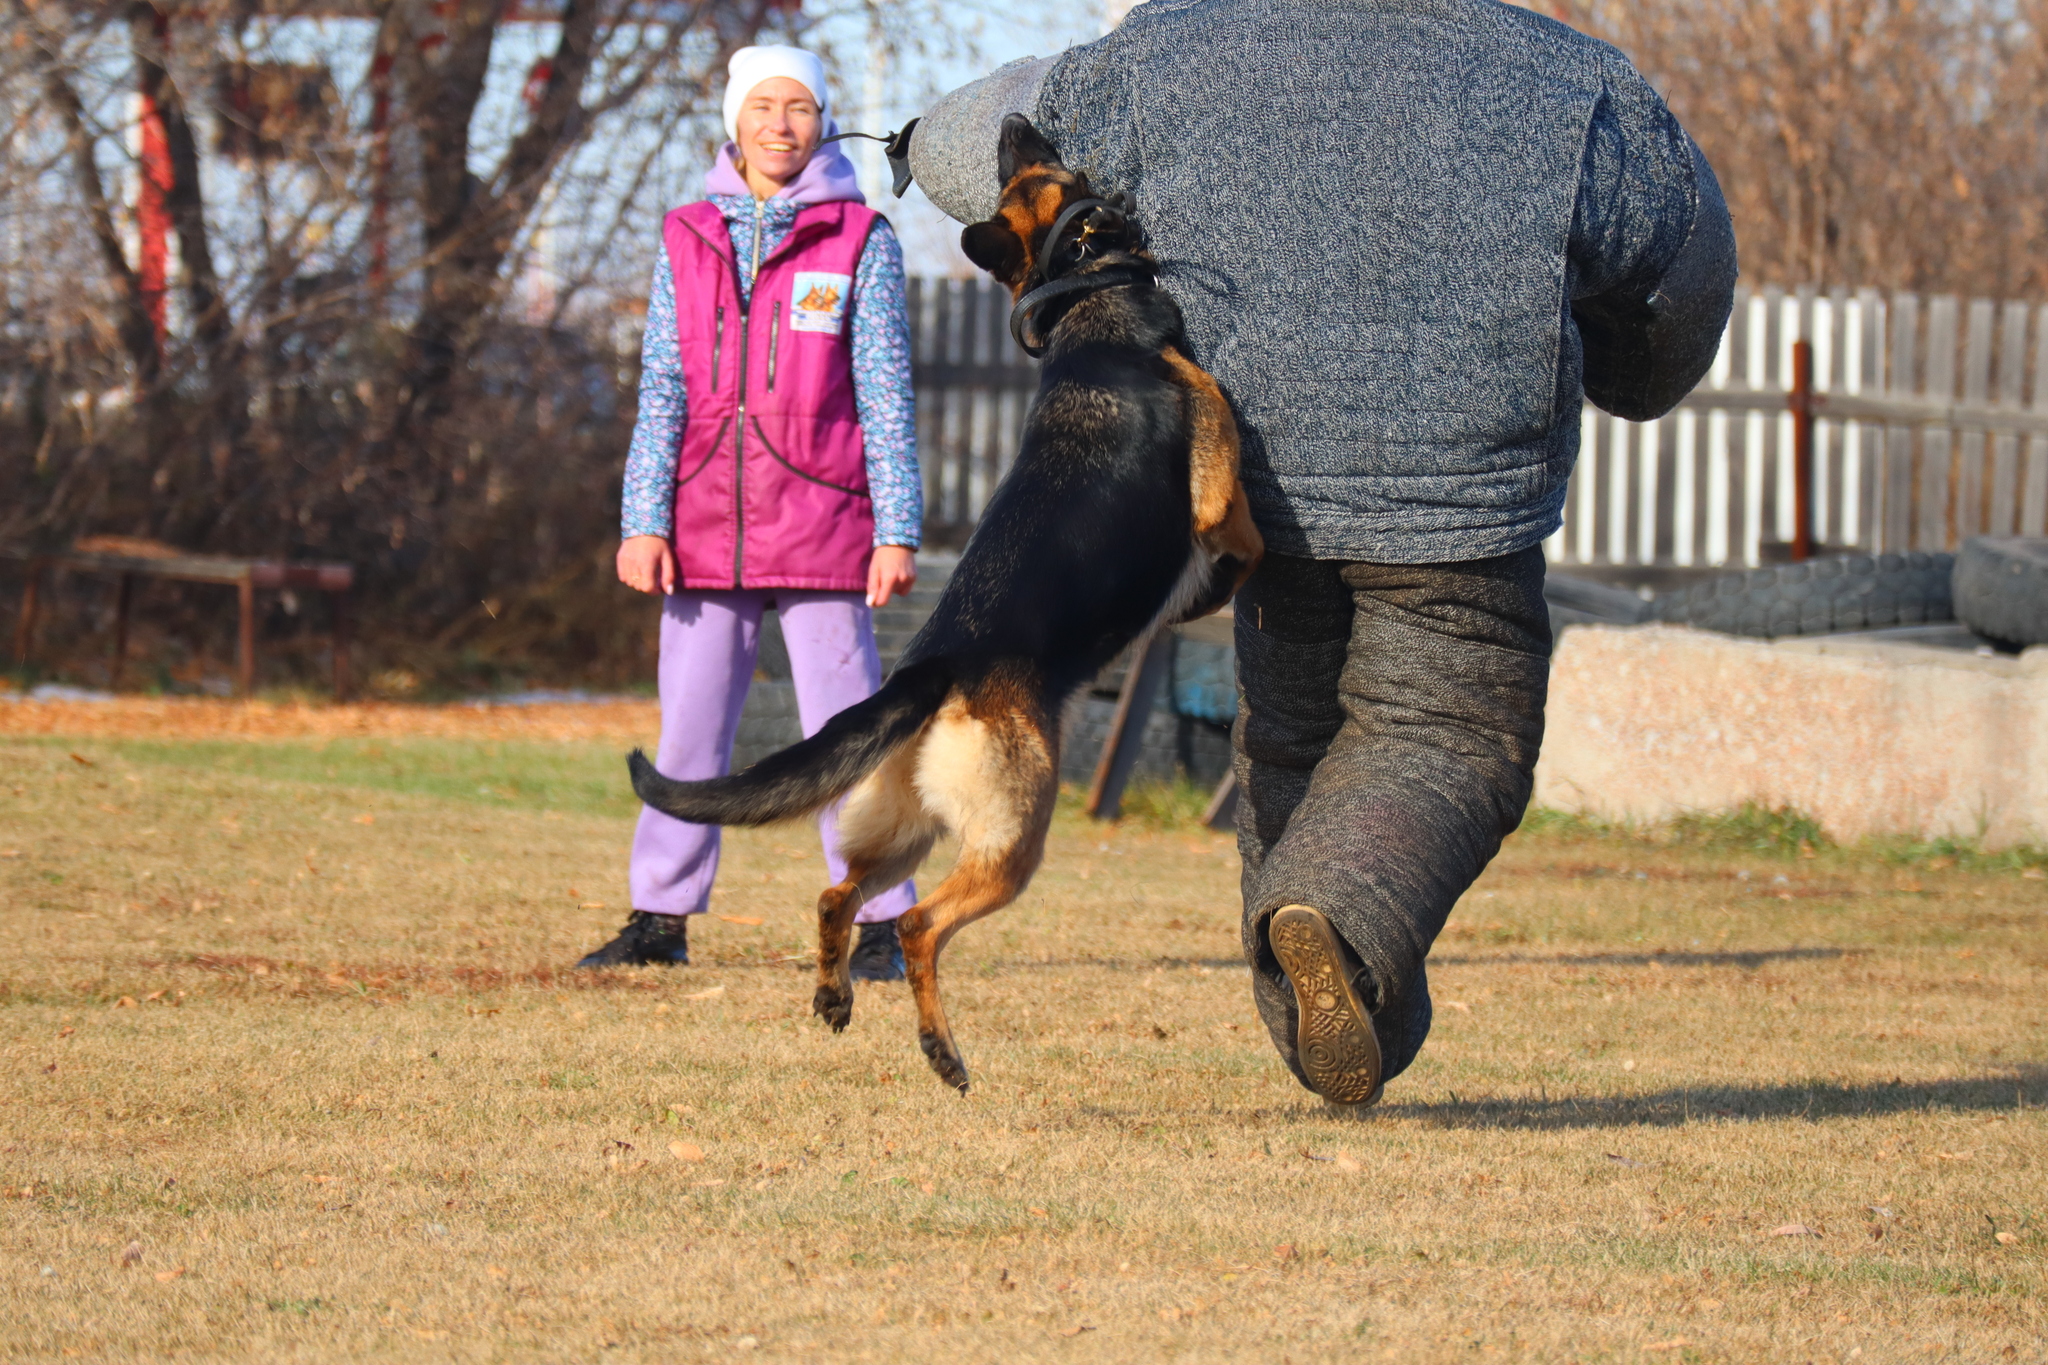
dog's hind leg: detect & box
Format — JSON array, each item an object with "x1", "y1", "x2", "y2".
[
  {"x1": 900, "y1": 695, "x2": 1057, "y2": 1091},
  {"x1": 1161, "y1": 346, "x2": 1263, "y2": 618},
  {"x1": 813, "y1": 739, "x2": 941, "y2": 1032}
]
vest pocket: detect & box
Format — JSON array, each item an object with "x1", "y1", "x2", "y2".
[
  {"x1": 675, "y1": 416, "x2": 729, "y2": 488},
  {"x1": 751, "y1": 417, "x2": 865, "y2": 497}
]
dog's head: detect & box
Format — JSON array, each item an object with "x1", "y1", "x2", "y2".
[{"x1": 960, "y1": 114, "x2": 1141, "y2": 295}]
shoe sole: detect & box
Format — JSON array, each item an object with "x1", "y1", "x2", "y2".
[{"x1": 1268, "y1": 906, "x2": 1383, "y2": 1107}]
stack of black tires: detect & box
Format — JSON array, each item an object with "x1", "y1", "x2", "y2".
[{"x1": 1547, "y1": 537, "x2": 2048, "y2": 649}]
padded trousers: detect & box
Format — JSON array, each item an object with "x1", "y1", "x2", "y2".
[{"x1": 1232, "y1": 547, "x2": 1552, "y2": 1088}]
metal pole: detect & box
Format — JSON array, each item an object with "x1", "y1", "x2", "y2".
[
  {"x1": 1790, "y1": 338, "x2": 1817, "y2": 561},
  {"x1": 112, "y1": 573, "x2": 135, "y2": 689},
  {"x1": 1086, "y1": 628, "x2": 1174, "y2": 820},
  {"x1": 236, "y1": 574, "x2": 256, "y2": 697},
  {"x1": 329, "y1": 588, "x2": 351, "y2": 700},
  {"x1": 14, "y1": 559, "x2": 46, "y2": 666}
]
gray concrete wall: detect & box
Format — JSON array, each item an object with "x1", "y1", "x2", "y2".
[{"x1": 1535, "y1": 625, "x2": 2048, "y2": 847}]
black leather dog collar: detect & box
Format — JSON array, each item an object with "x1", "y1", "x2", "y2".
[{"x1": 1008, "y1": 264, "x2": 1156, "y2": 357}]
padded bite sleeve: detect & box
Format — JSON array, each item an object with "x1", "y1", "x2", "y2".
[{"x1": 907, "y1": 55, "x2": 1060, "y2": 224}]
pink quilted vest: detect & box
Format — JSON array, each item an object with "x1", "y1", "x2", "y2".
[{"x1": 660, "y1": 199, "x2": 881, "y2": 591}]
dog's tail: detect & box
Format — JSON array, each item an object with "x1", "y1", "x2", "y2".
[{"x1": 627, "y1": 658, "x2": 952, "y2": 826}]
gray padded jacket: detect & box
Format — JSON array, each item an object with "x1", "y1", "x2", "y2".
[{"x1": 908, "y1": 0, "x2": 1736, "y2": 563}]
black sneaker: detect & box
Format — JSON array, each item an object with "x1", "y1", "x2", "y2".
[
  {"x1": 576, "y1": 910, "x2": 690, "y2": 968},
  {"x1": 847, "y1": 919, "x2": 906, "y2": 982},
  {"x1": 1266, "y1": 906, "x2": 1383, "y2": 1106}
]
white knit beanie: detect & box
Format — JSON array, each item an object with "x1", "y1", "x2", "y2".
[{"x1": 722, "y1": 45, "x2": 831, "y2": 142}]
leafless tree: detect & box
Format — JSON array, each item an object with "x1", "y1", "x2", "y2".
[
  {"x1": 0, "y1": 0, "x2": 952, "y2": 687},
  {"x1": 1562, "y1": 0, "x2": 2048, "y2": 298}
]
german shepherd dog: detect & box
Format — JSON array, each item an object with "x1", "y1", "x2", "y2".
[{"x1": 629, "y1": 115, "x2": 1262, "y2": 1092}]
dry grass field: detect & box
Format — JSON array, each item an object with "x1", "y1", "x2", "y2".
[{"x1": 1, "y1": 698, "x2": 2043, "y2": 1363}]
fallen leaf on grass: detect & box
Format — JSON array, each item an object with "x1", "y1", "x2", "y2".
[
  {"x1": 1643, "y1": 1339, "x2": 1692, "y2": 1353},
  {"x1": 353, "y1": 814, "x2": 375, "y2": 825},
  {"x1": 69, "y1": 752, "x2": 95, "y2": 767},
  {"x1": 114, "y1": 997, "x2": 137, "y2": 1009},
  {"x1": 486, "y1": 1264, "x2": 508, "y2": 1278},
  {"x1": 684, "y1": 986, "x2": 725, "y2": 1001},
  {"x1": 154, "y1": 1267, "x2": 186, "y2": 1282},
  {"x1": 1995, "y1": 1231, "x2": 2019, "y2": 1246},
  {"x1": 1028, "y1": 1207, "x2": 1049, "y2": 1218},
  {"x1": 1771, "y1": 1224, "x2": 1821, "y2": 1237},
  {"x1": 715, "y1": 914, "x2": 764, "y2": 926},
  {"x1": 691, "y1": 1179, "x2": 727, "y2": 1188},
  {"x1": 1442, "y1": 1000, "x2": 1471, "y2": 1012},
  {"x1": 579, "y1": 902, "x2": 606, "y2": 910},
  {"x1": 1059, "y1": 1325, "x2": 1097, "y2": 1337},
  {"x1": 0, "y1": 850, "x2": 19, "y2": 858},
  {"x1": 1935, "y1": 1151, "x2": 1974, "y2": 1161},
  {"x1": 1868, "y1": 1205, "x2": 1894, "y2": 1220},
  {"x1": 1333, "y1": 1153, "x2": 1362, "y2": 1173},
  {"x1": 120, "y1": 1241, "x2": 143, "y2": 1266},
  {"x1": 1605, "y1": 1153, "x2": 1648, "y2": 1168},
  {"x1": 669, "y1": 1141, "x2": 705, "y2": 1163}
]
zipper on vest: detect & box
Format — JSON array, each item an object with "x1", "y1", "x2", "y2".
[
  {"x1": 733, "y1": 207, "x2": 766, "y2": 588},
  {"x1": 711, "y1": 307, "x2": 724, "y2": 390},
  {"x1": 733, "y1": 304, "x2": 749, "y2": 588},
  {"x1": 767, "y1": 302, "x2": 781, "y2": 391}
]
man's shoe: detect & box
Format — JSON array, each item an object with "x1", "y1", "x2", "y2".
[
  {"x1": 1267, "y1": 906, "x2": 1383, "y2": 1106},
  {"x1": 576, "y1": 910, "x2": 690, "y2": 968},
  {"x1": 847, "y1": 919, "x2": 906, "y2": 982}
]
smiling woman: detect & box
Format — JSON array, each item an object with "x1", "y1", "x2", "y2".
[{"x1": 592, "y1": 45, "x2": 923, "y2": 978}]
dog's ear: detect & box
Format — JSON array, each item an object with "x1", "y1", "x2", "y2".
[
  {"x1": 996, "y1": 113, "x2": 1062, "y2": 185},
  {"x1": 960, "y1": 219, "x2": 1025, "y2": 283}
]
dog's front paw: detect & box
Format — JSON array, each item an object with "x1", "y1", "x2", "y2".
[{"x1": 812, "y1": 985, "x2": 854, "y2": 1033}]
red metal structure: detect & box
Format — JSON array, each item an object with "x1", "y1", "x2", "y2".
[{"x1": 135, "y1": 8, "x2": 175, "y2": 351}]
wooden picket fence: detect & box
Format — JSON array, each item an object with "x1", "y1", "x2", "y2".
[
  {"x1": 1557, "y1": 286, "x2": 2048, "y2": 568},
  {"x1": 905, "y1": 278, "x2": 2048, "y2": 564},
  {"x1": 905, "y1": 276, "x2": 1039, "y2": 544}
]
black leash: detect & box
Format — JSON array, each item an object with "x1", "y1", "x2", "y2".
[
  {"x1": 1006, "y1": 195, "x2": 1153, "y2": 357},
  {"x1": 819, "y1": 120, "x2": 919, "y2": 198}
]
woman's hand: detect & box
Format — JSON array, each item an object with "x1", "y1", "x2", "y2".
[
  {"x1": 617, "y1": 536, "x2": 677, "y2": 596},
  {"x1": 867, "y1": 545, "x2": 917, "y2": 608}
]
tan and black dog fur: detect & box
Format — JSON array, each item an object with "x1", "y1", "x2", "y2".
[{"x1": 629, "y1": 115, "x2": 1262, "y2": 1092}]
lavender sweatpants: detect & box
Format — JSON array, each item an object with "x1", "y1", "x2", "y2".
[{"x1": 628, "y1": 589, "x2": 916, "y2": 922}]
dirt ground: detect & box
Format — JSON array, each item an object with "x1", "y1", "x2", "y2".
[{"x1": 1, "y1": 698, "x2": 2043, "y2": 1363}]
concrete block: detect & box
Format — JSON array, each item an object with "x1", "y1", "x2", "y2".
[{"x1": 1534, "y1": 624, "x2": 2048, "y2": 847}]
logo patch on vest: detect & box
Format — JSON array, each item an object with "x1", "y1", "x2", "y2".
[{"x1": 790, "y1": 272, "x2": 852, "y2": 334}]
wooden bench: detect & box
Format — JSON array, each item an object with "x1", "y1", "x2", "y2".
[{"x1": 7, "y1": 539, "x2": 355, "y2": 698}]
